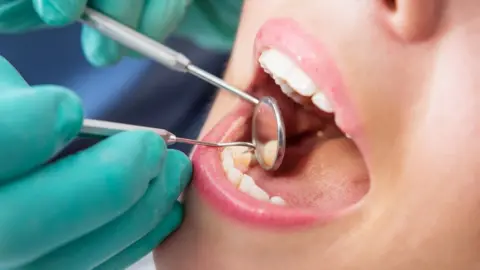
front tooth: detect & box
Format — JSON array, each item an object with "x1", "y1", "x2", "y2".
[
  {"x1": 270, "y1": 196, "x2": 286, "y2": 205},
  {"x1": 286, "y1": 68, "x2": 316, "y2": 97},
  {"x1": 259, "y1": 49, "x2": 295, "y2": 79},
  {"x1": 259, "y1": 49, "x2": 317, "y2": 98},
  {"x1": 312, "y1": 92, "x2": 334, "y2": 113},
  {"x1": 238, "y1": 175, "x2": 269, "y2": 201}
]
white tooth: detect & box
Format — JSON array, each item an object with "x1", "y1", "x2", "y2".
[
  {"x1": 238, "y1": 174, "x2": 256, "y2": 193},
  {"x1": 280, "y1": 83, "x2": 295, "y2": 95},
  {"x1": 222, "y1": 152, "x2": 234, "y2": 169},
  {"x1": 345, "y1": 133, "x2": 352, "y2": 139},
  {"x1": 259, "y1": 50, "x2": 295, "y2": 80},
  {"x1": 249, "y1": 185, "x2": 270, "y2": 201},
  {"x1": 286, "y1": 68, "x2": 316, "y2": 97},
  {"x1": 270, "y1": 196, "x2": 286, "y2": 205},
  {"x1": 238, "y1": 175, "x2": 270, "y2": 201},
  {"x1": 226, "y1": 167, "x2": 243, "y2": 187},
  {"x1": 259, "y1": 49, "x2": 318, "y2": 98},
  {"x1": 221, "y1": 148, "x2": 231, "y2": 161},
  {"x1": 288, "y1": 92, "x2": 308, "y2": 104},
  {"x1": 312, "y1": 92, "x2": 334, "y2": 113}
]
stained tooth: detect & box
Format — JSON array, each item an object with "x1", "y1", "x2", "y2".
[
  {"x1": 230, "y1": 146, "x2": 254, "y2": 172},
  {"x1": 312, "y1": 92, "x2": 334, "y2": 113},
  {"x1": 262, "y1": 140, "x2": 279, "y2": 168},
  {"x1": 270, "y1": 196, "x2": 286, "y2": 205},
  {"x1": 226, "y1": 167, "x2": 243, "y2": 187}
]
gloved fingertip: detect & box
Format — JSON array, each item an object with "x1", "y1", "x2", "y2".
[
  {"x1": 161, "y1": 150, "x2": 192, "y2": 200},
  {"x1": 32, "y1": 0, "x2": 87, "y2": 25},
  {"x1": 92, "y1": 203, "x2": 184, "y2": 270},
  {"x1": 33, "y1": 85, "x2": 84, "y2": 148},
  {"x1": 136, "y1": 130, "x2": 168, "y2": 173},
  {"x1": 155, "y1": 202, "x2": 184, "y2": 234},
  {"x1": 0, "y1": 57, "x2": 29, "y2": 88},
  {"x1": 81, "y1": 26, "x2": 123, "y2": 67}
]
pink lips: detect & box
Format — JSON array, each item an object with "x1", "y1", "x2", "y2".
[{"x1": 191, "y1": 18, "x2": 356, "y2": 227}]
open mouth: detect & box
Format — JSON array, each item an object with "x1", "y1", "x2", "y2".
[{"x1": 191, "y1": 18, "x2": 370, "y2": 227}]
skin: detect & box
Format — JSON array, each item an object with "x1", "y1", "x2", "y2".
[{"x1": 154, "y1": 0, "x2": 480, "y2": 269}]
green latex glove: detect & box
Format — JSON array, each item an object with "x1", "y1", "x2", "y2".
[
  {"x1": 0, "y1": 57, "x2": 192, "y2": 270},
  {"x1": 174, "y1": 0, "x2": 243, "y2": 51},
  {"x1": 0, "y1": 0, "x2": 190, "y2": 66}
]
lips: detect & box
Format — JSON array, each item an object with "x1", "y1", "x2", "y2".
[{"x1": 191, "y1": 18, "x2": 368, "y2": 228}]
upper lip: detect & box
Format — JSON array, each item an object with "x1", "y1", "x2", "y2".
[{"x1": 190, "y1": 18, "x2": 358, "y2": 227}]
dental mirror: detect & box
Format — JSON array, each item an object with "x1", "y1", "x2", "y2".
[{"x1": 252, "y1": 97, "x2": 286, "y2": 171}]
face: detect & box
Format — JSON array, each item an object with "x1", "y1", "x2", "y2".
[{"x1": 155, "y1": 0, "x2": 480, "y2": 269}]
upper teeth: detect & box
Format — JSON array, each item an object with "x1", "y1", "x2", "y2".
[{"x1": 258, "y1": 49, "x2": 334, "y2": 113}]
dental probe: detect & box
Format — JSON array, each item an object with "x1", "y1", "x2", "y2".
[
  {"x1": 80, "y1": 119, "x2": 256, "y2": 149},
  {"x1": 80, "y1": 8, "x2": 287, "y2": 171}
]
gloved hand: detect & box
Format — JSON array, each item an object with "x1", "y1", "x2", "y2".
[
  {"x1": 174, "y1": 0, "x2": 243, "y2": 51},
  {"x1": 0, "y1": 0, "x2": 190, "y2": 66},
  {"x1": 0, "y1": 57, "x2": 192, "y2": 270}
]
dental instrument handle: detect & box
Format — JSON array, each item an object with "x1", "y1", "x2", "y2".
[
  {"x1": 80, "y1": 119, "x2": 177, "y2": 144},
  {"x1": 81, "y1": 8, "x2": 259, "y2": 105},
  {"x1": 81, "y1": 8, "x2": 189, "y2": 72},
  {"x1": 80, "y1": 119, "x2": 256, "y2": 149}
]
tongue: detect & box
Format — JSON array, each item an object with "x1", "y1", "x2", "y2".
[{"x1": 248, "y1": 127, "x2": 369, "y2": 211}]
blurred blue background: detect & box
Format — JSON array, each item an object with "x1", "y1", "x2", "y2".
[{"x1": 0, "y1": 23, "x2": 230, "y2": 154}]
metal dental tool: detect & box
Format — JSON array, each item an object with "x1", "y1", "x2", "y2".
[
  {"x1": 80, "y1": 119, "x2": 256, "y2": 149},
  {"x1": 80, "y1": 8, "x2": 286, "y2": 171}
]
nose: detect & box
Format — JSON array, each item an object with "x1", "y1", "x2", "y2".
[{"x1": 378, "y1": 0, "x2": 442, "y2": 42}]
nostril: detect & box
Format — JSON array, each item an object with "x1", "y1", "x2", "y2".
[{"x1": 384, "y1": 0, "x2": 397, "y2": 11}]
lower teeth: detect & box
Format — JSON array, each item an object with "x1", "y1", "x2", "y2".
[{"x1": 220, "y1": 145, "x2": 287, "y2": 205}]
